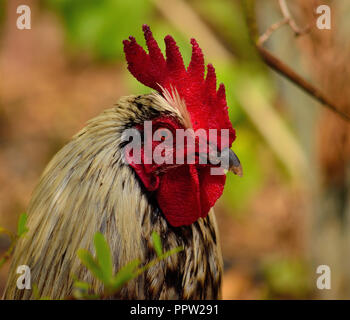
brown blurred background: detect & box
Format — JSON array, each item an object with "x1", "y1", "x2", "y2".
[{"x1": 0, "y1": 0, "x2": 349, "y2": 299}]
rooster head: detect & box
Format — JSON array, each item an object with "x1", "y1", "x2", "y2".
[{"x1": 123, "y1": 25, "x2": 241, "y2": 227}]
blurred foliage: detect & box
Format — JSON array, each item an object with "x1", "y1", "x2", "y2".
[
  {"x1": 193, "y1": 0, "x2": 258, "y2": 61},
  {"x1": 261, "y1": 257, "x2": 312, "y2": 299},
  {"x1": 44, "y1": 0, "x2": 152, "y2": 60},
  {"x1": 223, "y1": 126, "x2": 264, "y2": 212},
  {"x1": 219, "y1": 63, "x2": 277, "y2": 211},
  {"x1": 0, "y1": 213, "x2": 28, "y2": 268},
  {"x1": 42, "y1": 0, "x2": 192, "y2": 64}
]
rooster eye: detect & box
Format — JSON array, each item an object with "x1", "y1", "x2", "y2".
[{"x1": 159, "y1": 129, "x2": 169, "y2": 141}]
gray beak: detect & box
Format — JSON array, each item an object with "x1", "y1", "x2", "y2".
[{"x1": 229, "y1": 149, "x2": 243, "y2": 177}]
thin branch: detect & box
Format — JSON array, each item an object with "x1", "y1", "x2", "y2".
[
  {"x1": 278, "y1": 0, "x2": 305, "y2": 35},
  {"x1": 258, "y1": 18, "x2": 288, "y2": 46},
  {"x1": 256, "y1": 46, "x2": 350, "y2": 122},
  {"x1": 258, "y1": 0, "x2": 310, "y2": 46},
  {"x1": 244, "y1": 0, "x2": 350, "y2": 123}
]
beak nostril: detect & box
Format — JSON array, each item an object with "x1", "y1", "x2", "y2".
[{"x1": 229, "y1": 149, "x2": 243, "y2": 177}]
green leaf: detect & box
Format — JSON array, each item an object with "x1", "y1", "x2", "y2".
[
  {"x1": 151, "y1": 231, "x2": 163, "y2": 257},
  {"x1": 112, "y1": 259, "x2": 140, "y2": 290},
  {"x1": 17, "y1": 213, "x2": 28, "y2": 237},
  {"x1": 162, "y1": 246, "x2": 184, "y2": 259},
  {"x1": 32, "y1": 284, "x2": 40, "y2": 299},
  {"x1": 93, "y1": 232, "x2": 113, "y2": 283},
  {"x1": 74, "y1": 280, "x2": 91, "y2": 291},
  {"x1": 77, "y1": 249, "x2": 107, "y2": 284}
]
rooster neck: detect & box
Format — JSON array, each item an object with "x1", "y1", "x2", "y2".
[{"x1": 133, "y1": 207, "x2": 223, "y2": 299}]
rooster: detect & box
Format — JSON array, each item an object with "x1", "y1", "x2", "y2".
[{"x1": 3, "y1": 25, "x2": 241, "y2": 300}]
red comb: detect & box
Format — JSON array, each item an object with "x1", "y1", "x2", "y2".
[{"x1": 123, "y1": 25, "x2": 235, "y2": 147}]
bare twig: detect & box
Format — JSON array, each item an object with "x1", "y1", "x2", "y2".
[
  {"x1": 244, "y1": 0, "x2": 350, "y2": 123},
  {"x1": 258, "y1": 18, "x2": 288, "y2": 46},
  {"x1": 257, "y1": 46, "x2": 350, "y2": 122},
  {"x1": 258, "y1": 0, "x2": 310, "y2": 46},
  {"x1": 278, "y1": 0, "x2": 307, "y2": 36}
]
